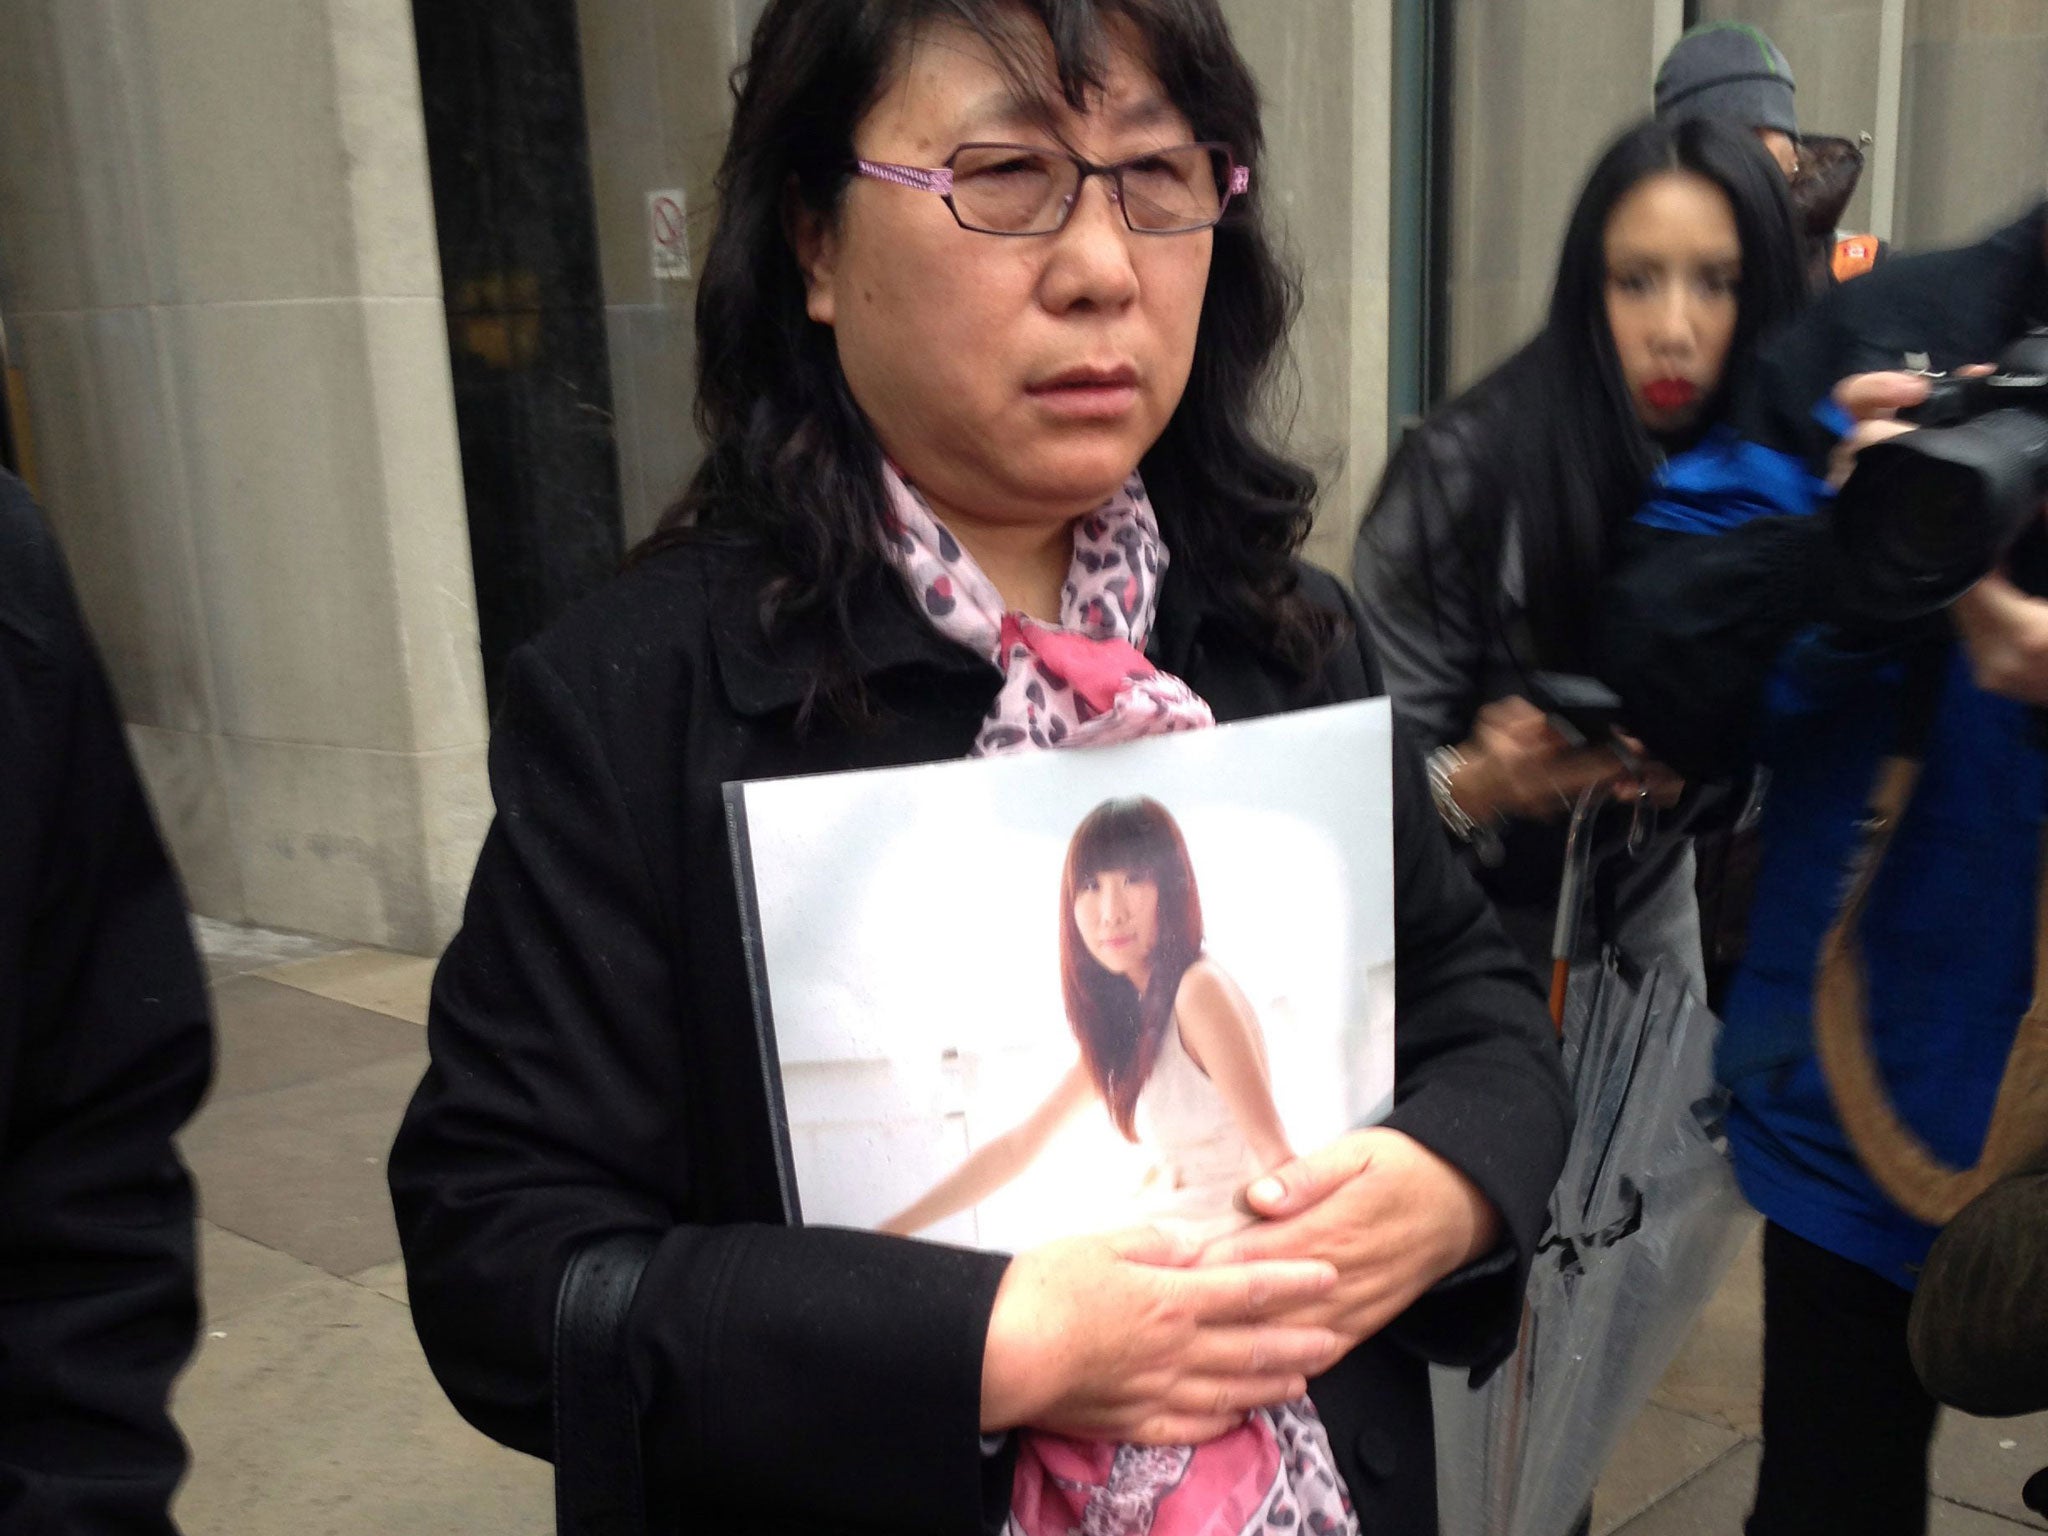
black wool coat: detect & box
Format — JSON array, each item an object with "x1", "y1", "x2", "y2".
[
  {"x1": 0, "y1": 473, "x2": 212, "y2": 1533},
  {"x1": 388, "y1": 536, "x2": 1571, "y2": 1536}
]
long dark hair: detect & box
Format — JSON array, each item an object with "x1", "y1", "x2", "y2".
[
  {"x1": 1362, "y1": 115, "x2": 1804, "y2": 673},
  {"x1": 638, "y1": 0, "x2": 1337, "y2": 715},
  {"x1": 1058, "y1": 797, "x2": 1203, "y2": 1140}
]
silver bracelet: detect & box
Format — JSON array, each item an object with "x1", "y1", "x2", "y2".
[
  {"x1": 1426, "y1": 744, "x2": 1482, "y2": 841},
  {"x1": 1427, "y1": 744, "x2": 1506, "y2": 866}
]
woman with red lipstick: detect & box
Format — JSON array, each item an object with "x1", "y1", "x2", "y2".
[
  {"x1": 1353, "y1": 115, "x2": 1805, "y2": 986},
  {"x1": 390, "y1": 4, "x2": 1569, "y2": 1534},
  {"x1": 883, "y1": 796, "x2": 1292, "y2": 1246}
]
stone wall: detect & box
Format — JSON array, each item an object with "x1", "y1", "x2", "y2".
[{"x1": 0, "y1": 0, "x2": 490, "y2": 953}]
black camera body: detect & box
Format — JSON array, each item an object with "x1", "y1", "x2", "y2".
[
  {"x1": 1906, "y1": 330, "x2": 2048, "y2": 429},
  {"x1": 1832, "y1": 327, "x2": 2048, "y2": 620}
]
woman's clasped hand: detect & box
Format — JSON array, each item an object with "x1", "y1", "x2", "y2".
[
  {"x1": 1207, "y1": 1128, "x2": 1503, "y2": 1348},
  {"x1": 976, "y1": 1124, "x2": 1507, "y2": 1445},
  {"x1": 980, "y1": 1227, "x2": 1341, "y2": 1444}
]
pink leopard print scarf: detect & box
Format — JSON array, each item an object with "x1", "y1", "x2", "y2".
[
  {"x1": 881, "y1": 465, "x2": 1213, "y2": 754},
  {"x1": 880, "y1": 464, "x2": 1359, "y2": 1536}
]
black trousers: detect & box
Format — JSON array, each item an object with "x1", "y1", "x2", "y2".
[{"x1": 1747, "y1": 1222, "x2": 1941, "y2": 1536}]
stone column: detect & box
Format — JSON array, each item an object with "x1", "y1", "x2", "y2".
[
  {"x1": 1223, "y1": 0, "x2": 1396, "y2": 573},
  {"x1": 1895, "y1": 0, "x2": 2048, "y2": 249},
  {"x1": 0, "y1": 0, "x2": 490, "y2": 954},
  {"x1": 1442, "y1": 0, "x2": 1662, "y2": 391}
]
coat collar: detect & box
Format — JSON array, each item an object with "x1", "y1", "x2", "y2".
[{"x1": 702, "y1": 537, "x2": 1227, "y2": 719}]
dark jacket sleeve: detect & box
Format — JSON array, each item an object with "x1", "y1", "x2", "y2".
[
  {"x1": 1324, "y1": 578, "x2": 1572, "y2": 1372},
  {"x1": 0, "y1": 476, "x2": 212, "y2": 1535},
  {"x1": 1595, "y1": 416, "x2": 1869, "y2": 782},
  {"x1": 387, "y1": 643, "x2": 1014, "y2": 1535},
  {"x1": 1352, "y1": 435, "x2": 1610, "y2": 916},
  {"x1": 1351, "y1": 430, "x2": 1490, "y2": 754},
  {"x1": 1600, "y1": 517, "x2": 1835, "y2": 781}
]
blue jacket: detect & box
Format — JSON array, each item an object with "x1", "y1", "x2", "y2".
[{"x1": 1640, "y1": 427, "x2": 2044, "y2": 1287}]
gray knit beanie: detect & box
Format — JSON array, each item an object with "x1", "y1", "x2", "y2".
[{"x1": 1654, "y1": 22, "x2": 1798, "y2": 138}]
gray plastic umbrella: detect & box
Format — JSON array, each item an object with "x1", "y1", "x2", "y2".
[{"x1": 1433, "y1": 790, "x2": 1754, "y2": 1536}]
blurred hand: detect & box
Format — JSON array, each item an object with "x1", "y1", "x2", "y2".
[
  {"x1": 1615, "y1": 734, "x2": 1686, "y2": 810},
  {"x1": 980, "y1": 1226, "x2": 1340, "y2": 1444},
  {"x1": 1828, "y1": 369, "x2": 2048, "y2": 703},
  {"x1": 1199, "y1": 1128, "x2": 1501, "y2": 1354},
  {"x1": 1451, "y1": 696, "x2": 1630, "y2": 824},
  {"x1": 1954, "y1": 570, "x2": 2048, "y2": 706},
  {"x1": 1825, "y1": 365, "x2": 2005, "y2": 487},
  {"x1": 1825, "y1": 370, "x2": 1932, "y2": 489},
  {"x1": 1832, "y1": 368, "x2": 1935, "y2": 422}
]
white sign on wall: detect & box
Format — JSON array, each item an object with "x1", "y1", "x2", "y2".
[{"x1": 648, "y1": 189, "x2": 690, "y2": 281}]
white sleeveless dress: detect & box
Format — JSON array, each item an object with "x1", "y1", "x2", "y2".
[
  {"x1": 1004, "y1": 1021, "x2": 1359, "y2": 1536},
  {"x1": 1131, "y1": 1020, "x2": 1269, "y2": 1245}
]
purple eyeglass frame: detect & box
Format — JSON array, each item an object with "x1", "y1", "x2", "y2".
[{"x1": 853, "y1": 141, "x2": 1250, "y2": 235}]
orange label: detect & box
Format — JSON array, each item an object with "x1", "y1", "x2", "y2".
[{"x1": 1833, "y1": 236, "x2": 1880, "y2": 282}]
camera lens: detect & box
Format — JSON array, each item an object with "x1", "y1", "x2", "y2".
[
  {"x1": 1865, "y1": 461, "x2": 1980, "y2": 577},
  {"x1": 1832, "y1": 409, "x2": 2048, "y2": 622}
]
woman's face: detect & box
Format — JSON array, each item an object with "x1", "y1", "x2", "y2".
[
  {"x1": 1603, "y1": 169, "x2": 1742, "y2": 436},
  {"x1": 1072, "y1": 866, "x2": 1161, "y2": 982},
  {"x1": 795, "y1": 20, "x2": 1213, "y2": 537}
]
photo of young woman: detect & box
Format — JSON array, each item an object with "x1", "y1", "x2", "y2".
[{"x1": 883, "y1": 796, "x2": 1291, "y2": 1245}]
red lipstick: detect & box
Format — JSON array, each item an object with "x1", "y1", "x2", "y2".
[{"x1": 1643, "y1": 378, "x2": 1698, "y2": 412}]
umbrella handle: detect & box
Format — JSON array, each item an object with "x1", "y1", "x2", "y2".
[{"x1": 1550, "y1": 786, "x2": 1606, "y2": 975}]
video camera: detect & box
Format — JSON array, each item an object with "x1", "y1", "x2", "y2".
[{"x1": 1832, "y1": 327, "x2": 2048, "y2": 621}]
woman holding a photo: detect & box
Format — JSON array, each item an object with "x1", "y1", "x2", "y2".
[{"x1": 388, "y1": 3, "x2": 1569, "y2": 1534}]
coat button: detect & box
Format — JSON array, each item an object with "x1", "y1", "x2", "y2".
[{"x1": 1354, "y1": 1425, "x2": 1399, "y2": 1483}]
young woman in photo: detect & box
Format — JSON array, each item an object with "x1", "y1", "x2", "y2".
[
  {"x1": 883, "y1": 796, "x2": 1290, "y2": 1245},
  {"x1": 886, "y1": 795, "x2": 1337, "y2": 1533}
]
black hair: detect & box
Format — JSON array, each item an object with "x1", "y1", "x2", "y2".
[
  {"x1": 1361, "y1": 115, "x2": 1805, "y2": 673},
  {"x1": 637, "y1": 0, "x2": 1337, "y2": 718}
]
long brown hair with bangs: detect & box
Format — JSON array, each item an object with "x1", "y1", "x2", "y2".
[{"x1": 1058, "y1": 797, "x2": 1204, "y2": 1140}]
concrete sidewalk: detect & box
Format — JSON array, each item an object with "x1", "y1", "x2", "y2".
[{"x1": 169, "y1": 921, "x2": 2048, "y2": 1534}]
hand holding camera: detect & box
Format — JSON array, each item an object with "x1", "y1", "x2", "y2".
[
  {"x1": 1829, "y1": 342, "x2": 2048, "y2": 707},
  {"x1": 1953, "y1": 572, "x2": 2048, "y2": 707},
  {"x1": 1824, "y1": 370, "x2": 1936, "y2": 491},
  {"x1": 1830, "y1": 329, "x2": 2048, "y2": 620}
]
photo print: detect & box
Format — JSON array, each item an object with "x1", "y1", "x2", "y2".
[{"x1": 727, "y1": 698, "x2": 1396, "y2": 1255}]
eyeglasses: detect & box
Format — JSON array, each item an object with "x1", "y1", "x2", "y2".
[{"x1": 853, "y1": 142, "x2": 1248, "y2": 236}]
